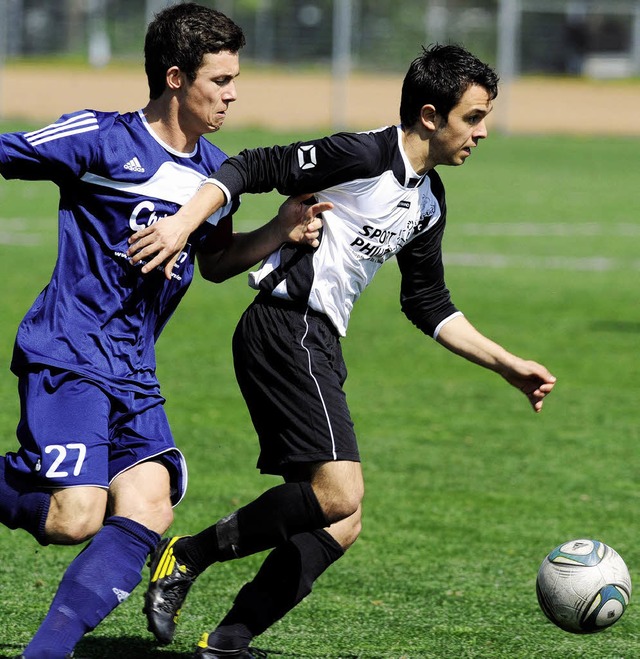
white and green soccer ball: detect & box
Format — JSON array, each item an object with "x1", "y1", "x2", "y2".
[{"x1": 536, "y1": 538, "x2": 632, "y2": 634}]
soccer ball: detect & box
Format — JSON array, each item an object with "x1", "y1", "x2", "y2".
[{"x1": 536, "y1": 539, "x2": 632, "y2": 634}]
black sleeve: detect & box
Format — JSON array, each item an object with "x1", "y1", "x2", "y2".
[
  {"x1": 210, "y1": 130, "x2": 391, "y2": 198},
  {"x1": 396, "y1": 171, "x2": 459, "y2": 337}
]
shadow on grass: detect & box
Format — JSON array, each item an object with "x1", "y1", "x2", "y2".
[
  {"x1": 0, "y1": 635, "x2": 362, "y2": 657},
  {"x1": 591, "y1": 320, "x2": 640, "y2": 333},
  {"x1": 75, "y1": 639, "x2": 359, "y2": 659},
  {"x1": 78, "y1": 635, "x2": 189, "y2": 657}
]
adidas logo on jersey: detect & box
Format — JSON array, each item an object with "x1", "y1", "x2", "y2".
[
  {"x1": 124, "y1": 157, "x2": 145, "y2": 173},
  {"x1": 112, "y1": 587, "x2": 131, "y2": 603}
]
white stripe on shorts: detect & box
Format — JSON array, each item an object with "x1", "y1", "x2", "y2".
[{"x1": 300, "y1": 309, "x2": 338, "y2": 460}]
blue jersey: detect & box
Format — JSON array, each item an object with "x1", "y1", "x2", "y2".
[{"x1": 0, "y1": 109, "x2": 235, "y2": 393}]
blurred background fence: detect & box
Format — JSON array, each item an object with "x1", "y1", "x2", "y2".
[
  {"x1": 1, "y1": 0, "x2": 639, "y2": 76},
  {"x1": 0, "y1": 0, "x2": 639, "y2": 133}
]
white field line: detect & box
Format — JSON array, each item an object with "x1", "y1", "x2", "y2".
[
  {"x1": 0, "y1": 218, "x2": 45, "y2": 245},
  {"x1": 0, "y1": 232, "x2": 41, "y2": 245},
  {"x1": 447, "y1": 221, "x2": 640, "y2": 270},
  {"x1": 454, "y1": 222, "x2": 640, "y2": 237},
  {"x1": 444, "y1": 253, "x2": 640, "y2": 271},
  {"x1": 2, "y1": 219, "x2": 639, "y2": 271}
]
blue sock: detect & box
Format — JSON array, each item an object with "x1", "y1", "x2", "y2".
[
  {"x1": 22, "y1": 515, "x2": 160, "y2": 658},
  {"x1": 0, "y1": 455, "x2": 50, "y2": 544}
]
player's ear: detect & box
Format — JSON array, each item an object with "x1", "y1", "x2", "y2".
[
  {"x1": 419, "y1": 104, "x2": 438, "y2": 132},
  {"x1": 166, "y1": 66, "x2": 183, "y2": 91}
]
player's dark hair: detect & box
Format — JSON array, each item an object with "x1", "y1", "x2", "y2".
[
  {"x1": 399, "y1": 43, "x2": 499, "y2": 128},
  {"x1": 145, "y1": 2, "x2": 246, "y2": 100}
]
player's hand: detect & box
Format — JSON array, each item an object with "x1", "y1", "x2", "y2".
[
  {"x1": 501, "y1": 360, "x2": 557, "y2": 413},
  {"x1": 277, "y1": 193, "x2": 333, "y2": 248},
  {"x1": 127, "y1": 215, "x2": 192, "y2": 280}
]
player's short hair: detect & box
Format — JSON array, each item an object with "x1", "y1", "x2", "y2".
[
  {"x1": 145, "y1": 2, "x2": 246, "y2": 100},
  {"x1": 399, "y1": 44, "x2": 499, "y2": 127}
]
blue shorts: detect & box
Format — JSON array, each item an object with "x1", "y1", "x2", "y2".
[{"x1": 6, "y1": 367, "x2": 187, "y2": 505}]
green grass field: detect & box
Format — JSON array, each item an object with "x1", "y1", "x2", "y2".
[{"x1": 0, "y1": 124, "x2": 639, "y2": 658}]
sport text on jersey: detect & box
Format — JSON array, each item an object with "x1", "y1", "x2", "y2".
[{"x1": 349, "y1": 191, "x2": 440, "y2": 263}]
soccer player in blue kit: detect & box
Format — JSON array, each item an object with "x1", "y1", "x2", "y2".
[
  {"x1": 0, "y1": 4, "x2": 326, "y2": 657},
  {"x1": 130, "y1": 44, "x2": 557, "y2": 659}
]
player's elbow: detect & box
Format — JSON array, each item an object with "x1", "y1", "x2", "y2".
[
  {"x1": 209, "y1": 271, "x2": 240, "y2": 284},
  {"x1": 200, "y1": 268, "x2": 226, "y2": 283},
  {"x1": 197, "y1": 254, "x2": 237, "y2": 283}
]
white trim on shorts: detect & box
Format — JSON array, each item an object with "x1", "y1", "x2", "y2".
[{"x1": 301, "y1": 309, "x2": 338, "y2": 461}]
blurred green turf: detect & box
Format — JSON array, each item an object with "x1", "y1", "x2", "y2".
[{"x1": 0, "y1": 124, "x2": 638, "y2": 658}]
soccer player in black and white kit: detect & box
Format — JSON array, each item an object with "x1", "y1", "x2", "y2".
[{"x1": 131, "y1": 44, "x2": 557, "y2": 658}]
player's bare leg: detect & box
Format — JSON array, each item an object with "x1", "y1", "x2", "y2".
[
  {"x1": 0, "y1": 457, "x2": 106, "y2": 546},
  {"x1": 45, "y1": 486, "x2": 107, "y2": 544},
  {"x1": 109, "y1": 460, "x2": 174, "y2": 533},
  {"x1": 144, "y1": 460, "x2": 363, "y2": 645},
  {"x1": 21, "y1": 461, "x2": 170, "y2": 658},
  {"x1": 195, "y1": 506, "x2": 363, "y2": 658}
]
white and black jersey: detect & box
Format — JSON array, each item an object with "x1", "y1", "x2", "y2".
[{"x1": 208, "y1": 124, "x2": 461, "y2": 337}]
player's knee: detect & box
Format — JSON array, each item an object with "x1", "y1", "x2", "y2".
[
  {"x1": 108, "y1": 460, "x2": 174, "y2": 533},
  {"x1": 112, "y1": 494, "x2": 174, "y2": 534},
  {"x1": 341, "y1": 512, "x2": 363, "y2": 551},
  {"x1": 328, "y1": 506, "x2": 362, "y2": 552},
  {"x1": 145, "y1": 498, "x2": 174, "y2": 535},
  {"x1": 320, "y1": 487, "x2": 363, "y2": 524},
  {"x1": 44, "y1": 487, "x2": 107, "y2": 544},
  {"x1": 335, "y1": 496, "x2": 362, "y2": 522},
  {"x1": 311, "y1": 460, "x2": 364, "y2": 524},
  {"x1": 45, "y1": 510, "x2": 104, "y2": 544}
]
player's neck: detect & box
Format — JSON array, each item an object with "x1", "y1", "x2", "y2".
[
  {"x1": 401, "y1": 126, "x2": 434, "y2": 175},
  {"x1": 142, "y1": 101, "x2": 198, "y2": 154}
]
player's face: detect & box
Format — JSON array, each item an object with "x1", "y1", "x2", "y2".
[
  {"x1": 428, "y1": 84, "x2": 493, "y2": 167},
  {"x1": 182, "y1": 51, "x2": 240, "y2": 134}
]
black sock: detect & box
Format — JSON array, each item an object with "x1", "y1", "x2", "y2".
[
  {"x1": 177, "y1": 481, "x2": 328, "y2": 573},
  {"x1": 208, "y1": 529, "x2": 345, "y2": 649}
]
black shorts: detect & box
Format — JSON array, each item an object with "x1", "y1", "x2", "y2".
[{"x1": 232, "y1": 295, "x2": 359, "y2": 475}]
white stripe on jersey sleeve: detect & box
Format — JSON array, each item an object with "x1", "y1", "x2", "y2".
[
  {"x1": 433, "y1": 311, "x2": 464, "y2": 340},
  {"x1": 204, "y1": 178, "x2": 232, "y2": 204},
  {"x1": 205, "y1": 200, "x2": 234, "y2": 226},
  {"x1": 25, "y1": 112, "x2": 99, "y2": 146},
  {"x1": 28, "y1": 125, "x2": 99, "y2": 147}
]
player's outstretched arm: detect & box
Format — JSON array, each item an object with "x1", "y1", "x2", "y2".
[
  {"x1": 435, "y1": 315, "x2": 556, "y2": 413},
  {"x1": 198, "y1": 193, "x2": 331, "y2": 283},
  {"x1": 127, "y1": 182, "x2": 226, "y2": 279}
]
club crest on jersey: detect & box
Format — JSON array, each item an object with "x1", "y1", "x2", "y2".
[
  {"x1": 419, "y1": 191, "x2": 437, "y2": 219},
  {"x1": 297, "y1": 145, "x2": 317, "y2": 170}
]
